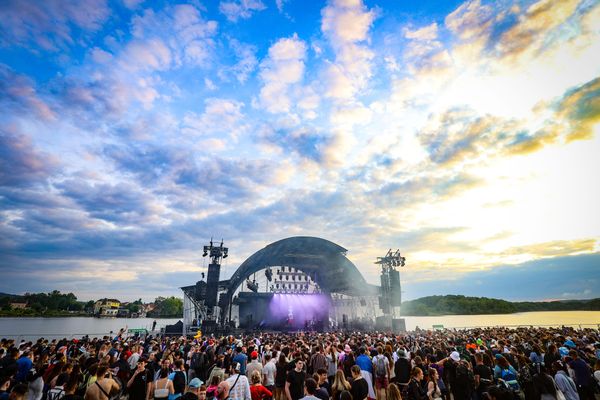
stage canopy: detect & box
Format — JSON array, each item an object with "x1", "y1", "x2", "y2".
[{"x1": 224, "y1": 236, "x2": 380, "y2": 299}]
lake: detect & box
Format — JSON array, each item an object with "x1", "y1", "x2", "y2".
[{"x1": 1, "y1": 311, "x2": 598, "y2": 340}]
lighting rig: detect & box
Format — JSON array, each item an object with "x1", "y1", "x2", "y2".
[
  {"x1": 246, "y1": 278, "x2": 259, "y2": 292},
  {"x1": 201, "y1": 238, "x2": 228, "y2": 320},
  {"x1": 203, "y1": 238, "x2": 228, "y2": 261},
  {"x1": 375, "y1": 249, "x2": 406, "y2": 318}
]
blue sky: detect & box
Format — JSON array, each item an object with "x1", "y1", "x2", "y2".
[{"x1": 0, "y1": 0, "x2": 599, "y2": 302}]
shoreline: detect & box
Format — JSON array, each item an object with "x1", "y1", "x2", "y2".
[
  {"x1": 0, "y1": 313, "x2": 182, "y2": 318},
  {"x1": 1, "y1": 310, "x2": 600, "y2": 319}
]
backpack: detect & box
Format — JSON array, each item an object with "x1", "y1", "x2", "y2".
[
  {"x1": 171, "y1": 371, "x2": 187, "y2": 395},
  {"x1": 454, "y1": 363, "x2": 474, "y2": 389},
  {"x1": 191, "y1": 353, "x2": 203, "y2": 370},
  {"x1": 375, "y1": 356, "x2": 387, "y2": 378},
  {"x1": 501, "y1": 368, "x2": 520, "y2": 391},
  {"x1": 517, "y1": 365, "x2": 533, "y2": 387},
  {"x1": 47, "y1": 388, "x2": 64, "y2": 400}
]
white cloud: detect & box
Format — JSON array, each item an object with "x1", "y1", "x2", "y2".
[
  {"x1": 320, "y1": 0, "x2": 375, "y2": 101},
  {"x1": 229, "y1": 39, "x2": 258, "y2": 83},
  {"x1": 131, "y1": 5, "x2": 218, "y2": 67},
  {"x1": 258, "y1": 34, "x2": 307, "y2": 113},
  {"x1": 219, "y1": 0, "x2": 266, "y2": 22},
  {"x1": 404, "y1": 22, "x2": 438, "y2": 41},
  {"x1": 444, "y1": 0, "x2": 493, "y2": 40},
  {"x1": 182, "y1": 98, "x2": 248, "y2": 139},
  {"x1": 205, "y1": 78, "x2": 217, "y2": 90}
]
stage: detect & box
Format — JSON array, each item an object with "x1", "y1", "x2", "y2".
[{"x1": 234, "y1": 292, "x2": 330, "y2": 331}]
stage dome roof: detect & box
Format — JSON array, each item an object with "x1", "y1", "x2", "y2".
[{"x1": 225, "y1": 236, "x2": 379, "y2": 296}]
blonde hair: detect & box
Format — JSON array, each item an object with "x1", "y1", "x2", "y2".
[
  {"x1": 387, "y1": 384, "x2": 402, "y2": 400},
  {"x1": 251, "y1": 370, "x2": 262, "y2": 384},
  {"x1": 332, "y1": 370, "x2": 351, "y2": 392}
]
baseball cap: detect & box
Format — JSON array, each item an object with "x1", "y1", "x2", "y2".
[
  {"x1": 450, "y1": 351, "x2": 460, "y2": 362},
  {"x1": 189, "y1": 378, "x2": 203, "y2": 388}
]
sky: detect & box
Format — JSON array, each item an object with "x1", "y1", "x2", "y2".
[{"x1": 0, "y1": 0, "x2": 599, "y2": 303}]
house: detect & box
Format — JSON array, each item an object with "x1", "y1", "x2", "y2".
[
  {"x1": 117, "y1": 307, "x2": 130, "y2": 318},
  {"x1": 9, "y1": 302, "x2": 28, "y2": 309},
  {"x1": 94, "y1": 298, "x2": 120, "y2": 317}
]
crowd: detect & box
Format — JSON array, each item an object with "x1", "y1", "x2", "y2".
[{"x1": 0, "y1": 326, "x2": 599, "y2": 400}]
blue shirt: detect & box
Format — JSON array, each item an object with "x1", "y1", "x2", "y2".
[
  {"x1": 569, "y1": 358, "x2": 591, "y2": 386},
  {"x1": 16, "y1": 356, "x2": 32, "y2": 382},
  {"x1": 233, "y1": 353, "x2": 248, "y2": 375},
  {"x1": 355, "y1": 354, "x2": 372, "y2": 373}
]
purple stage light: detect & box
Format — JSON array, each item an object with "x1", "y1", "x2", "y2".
[{"x1": 268, "y1": 293, "x2": 330, "y2": 329}]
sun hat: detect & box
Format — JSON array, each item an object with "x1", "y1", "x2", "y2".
[{"x1": 344, "y1": 344, "x2": 351, "y2": 353}]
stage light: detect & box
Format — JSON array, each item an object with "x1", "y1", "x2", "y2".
[
  {"x1": 265, "y1": 268, "x2": 273, "y2": 281},
  {"x1": 246, "y1": 279, "x2": 258, "y2": 293}
]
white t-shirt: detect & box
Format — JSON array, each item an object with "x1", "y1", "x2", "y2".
[
  {"x1": 225, "y1": 374, "x2": 251, "y2": 400},
  {"x1": 263, "y1": 361, "x2": 276, "y2": 386},
  {"x1": 128, "y1": 353, "x2": 140, "y2": 370}
]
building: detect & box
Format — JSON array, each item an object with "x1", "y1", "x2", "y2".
[
  {"x1": 9, "y1": 302, "x2": 28, "y2": 309},
  {"x1": 94, "y1": 298, "x2": 120, "y2": 317}
]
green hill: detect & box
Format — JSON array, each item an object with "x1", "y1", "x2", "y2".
[{"x1": 401, "y1": 295, "x2": 600, "y2": 316}]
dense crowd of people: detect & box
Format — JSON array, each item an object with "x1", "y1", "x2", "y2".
[{"x1": 0, "y1": 326, "x2": 599, "y2": 400}]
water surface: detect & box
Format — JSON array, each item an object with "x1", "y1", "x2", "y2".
[{"x1": 1, "y1": 311, "x2": 598, "y2": 340}]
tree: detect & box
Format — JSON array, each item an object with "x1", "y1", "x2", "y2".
[{"x1": 150, "y1": 296, "x2": 183, "y2": 317}]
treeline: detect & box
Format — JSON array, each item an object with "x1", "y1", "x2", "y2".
[
  {"x1": 0, "y1": 290, "x2": 88, "y2": 316},
  {"x1": 147, "y1": 296, "x2": 183, "y2": 318},
  {"x1": 401, "y1": 295, "x2": 600, "y2": 316},
  {"x1": 0, "y1": 291, "x2": 183, "y2": 318}
]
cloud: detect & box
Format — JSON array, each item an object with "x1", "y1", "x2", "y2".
[
  {"x1": 445, "y1": 0, "x2": 494, "y2": 40},
  {"x1": 56, "y1": 179, "x2": 162, "y2": 225},
  {"x1": 0, "y1": 128, "x2": 59, "y2": 187},
  {"x1": 500, "y1": 239, "x2": 598, "y2": 258},
  {"x1": 227, "y1": 39, "x2": 258, "y2": 83},
  {"x1": 219, "y1": 0, "x2": 266, "y2": 22},
  {"x1": 321, "y1": 0, "x2": 375, "y2": 101},
  {"x1": 556, "y1": 77, "x2": 600, "y2": 141},
  {"x1": 259, "y1": 125, "x2": 329, "y2": 162},
  {"x1": 131, "y1": 5, "x2": 218, "y2": 67},
  {"x1": 183, "y1": 98, "x2": 248, "y2": 139},
  {"x1": 275, "y1": 0, "x2": 287, "y2": 13},
  {"x1": 493, "y1": 0, "x2": 579, "y2": 60},
  {"x1": 0, "y1": 0, "x2": 110, "y2": 51},
  {"x1": 403, "y1": 253, "x2": 600, "y2": 301},
  {"x1": 0, "y1": 0, "x2": 598, "y2": 303},
  {"x1": 404, "y1": 23, "x2": 439, "y2": 41},
  {"x1": 119, "y1": 39, "x2": 173, "y2": 72},
  {"x1": 0, "y1": 65, "x2": 55, "y2": 121},
  {"x1": 418, "y1": 108, "x2": 510, "y2": 166},
  {"x1": 103, "y1": 140, "x2": 282, "y2": 206},
  {"x1": 258, "y1": 34, "x2": 307, "y2": 113}
]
